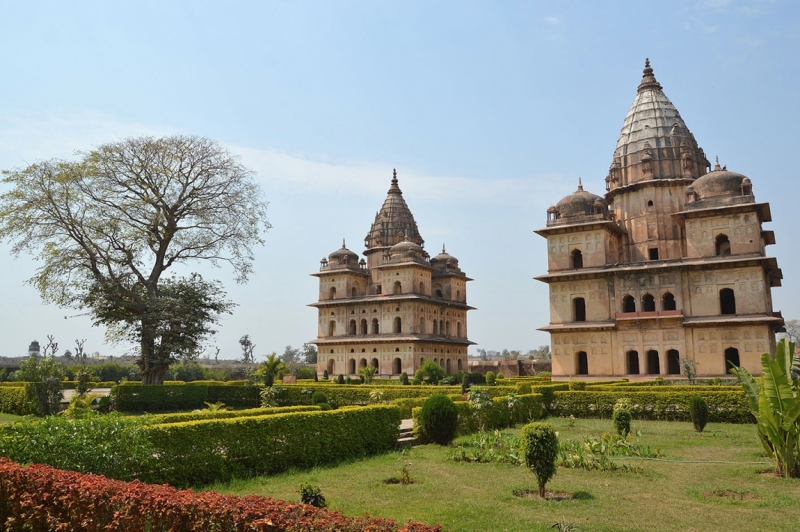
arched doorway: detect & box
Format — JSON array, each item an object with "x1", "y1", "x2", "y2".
[
  {"x1": 370, "y1": 358, "x2": 379, "y2": 371},
  {"x1": 327, "y1": 358, "x2": 335, "y2": 374},
  {"x1": 457, "y1": 359, "x2": 462, "y2": 371},
  {"x1": 328, "y1": 321, "x2": 336, "y2": 336},
  {"x1": 349, "y1": 320, "x2": 356, "y2": 335},
  {"x1": 571, "y1": 249, "x2": 583, "y2": 269},
  {"x1": 667, "y1": 349, "x2": 680, "y2": 375},
  {"x1": 715, "y1": 234, "x2": 731, "y2": 256},
  {"x1": 627, "y1": 351, "x2": 640, "y2": 375},
  {"x1": 446, "y1": 359, "x2": 451, "y2": 374},
  {"x1": 371, "y1": 318, "x2": 379, "y2": 334},
  {"x1": 662, "y1": 292, "x2": 676, "y2": 311},
  {"x1": 573, "y1": 297, "x2": 586, "y2": 322},
  {"x1": 647, "y1": 350, "x2": 660, "y2": 375},
  {"x1": 419, "y1": 317, "x2": 425, "y2": 334},
  {"x1": 393, "y1": 317, "x2": 402, "y2": 333},
  {"x1": 394, "y1": 281, "x2": 402, "y2": 295},
  {"x1": 725, "y1": 347, "x2": 740, "y2": 369},
  {"x1": 720, "y1": 288, "x2": 736, "y2": 315},
  {"x1": 623, "y1": 295, "x2": 636, "y2": 313},
  {"x1": 329, "y1": 287, "x2": 336, "y2": 299},
  {"x1": 348, "y1": 358, "x2": 356, "y2": 374},
  {"x1": 642, "y1": 294, "x2": 655, "y2": 312},
  {"x1": 359, "y1": 358, "x2": 367, "y2": 369},
  {"x1": 576, "y1": 351, "x2": 588, "y2": 375},
  {"x1": 360, "y1": 319, "x2": 368, "y2": 334},
  {"x1": 393, "y1": 357, "x2": 401, "y2": 374}
]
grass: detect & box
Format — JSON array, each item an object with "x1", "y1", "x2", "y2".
[
  {"x1": 209, "y1": 417, "x2": 800, "y2": 532},
  {"x1": 0, "y1": 413, "x2": 23, "y2": 424}
]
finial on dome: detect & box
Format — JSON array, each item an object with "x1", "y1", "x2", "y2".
[
  {"x1": 342, "y1": 238, "x2": 346, "y2": 248},
  {"x1": 388, "y1": 168, "x2": 401, "y2": 194},
  {"x1": 442, "y1": 244, "x2": 446, "y2": 253},
  {"x1": 714, "y1": 156, "x2": 721, "y2": 172},
  {"x1": 577, "y1": 177, "x2": 584, "y2": 191},
  {"x1": 637, "y1": 57, "x2": 663, "y2": 93}
]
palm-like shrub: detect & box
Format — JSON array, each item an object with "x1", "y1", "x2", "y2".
[
  {"x1": 359, "y1": 365, "x2": 378, "y2": 384},
  {"x1": 520, "y1": 422, "x2": 559, "y2": 497},
  {"x1": 730, "y1": 338, "x2": 800, "y2": 478},
  {"x1": 418, "y1": 394, "x2": 458, "y2": 445},
  {"x1": 253, "y1": 354, "x2": 286, "y2": 387},
  {"x1": 689, "y1": 395, "x2": 708, "y2": 432}
]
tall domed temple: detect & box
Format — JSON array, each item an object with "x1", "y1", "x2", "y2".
[
  {"x1": 311, "y1": 170, "x2": 474, "y2": 377},
  {"x1": 535, "y1": 60, "x2": 783, "y2": 378}
]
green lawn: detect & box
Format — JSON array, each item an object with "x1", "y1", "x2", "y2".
[
  {"x1": 0, "y1": 413, "x2": 23, "y2": 424},
  {"x1": 209, "y1": 417, "x2": 800, "y2": 532}
]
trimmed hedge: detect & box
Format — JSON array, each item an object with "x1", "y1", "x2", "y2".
[
  {"x1": 585, "y1": 385, "x2": 740, "y2": 393},
  {"x1": 550, "y1": 391, "x2": 753, "y2": 423},
  {"x1": 145, "y1": 405, "x2": 401, "y2": 486},
  {"x1": 0, "y1": 386, "x2": 37, "y2": 416},
  {"x1": 270, "y1": 385, "x2": 516, "y2": 407},
  {"x1": 0, "y1": 458, "x2": 440, "y2": 532},
  {"x1": 148, "y1": 405, "x2": 321, "y2": 424},
  {"x1": 112, "y1": 383, "x2": 260, "y2": 412}
]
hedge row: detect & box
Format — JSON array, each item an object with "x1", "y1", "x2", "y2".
[
  {"x1": 0, "y1": 386, "x2": 36, "y2": 416},
  {"x1": 0, "y1": 458, "x2": 439, "y2": 532},
  {"x1": 149, "y1": 405, "x2": 321, "y2": 424},
  {"x1": 412, "y1": 393, "x2": 544, "y2": 442},
  {"x1": 145, "y1": 405, "x2": 402, "y2": 486},
  {"x1": 162, "y1": 380, "x2": 248, "y2": 386},
  {"x1": 112, "y1": 384, "x2": 260, "y2": 412},
  {"x1": 549, "y1": 391, "x2": 753, "y2": 423},
  {"x1": 584, "y1": 385, "x2": 740, "y2": 393}
]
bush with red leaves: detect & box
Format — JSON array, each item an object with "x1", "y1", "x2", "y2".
[{"x1": 0, "y1": 458, "x2": 441, "y2": 532}]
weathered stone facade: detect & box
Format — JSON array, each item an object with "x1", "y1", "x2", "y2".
[
  {"x1": 311, "y1": 171, "x2": 474, "y2": 377},
  {"x1": 536, "y1": 60, "x2": 783, "y2": 378}
]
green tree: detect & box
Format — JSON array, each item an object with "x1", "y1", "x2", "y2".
[
  {"x1": 521, "y1": 422, "x2": 559, "y2": 497},
  {"x1": 0, "y1": 135, "x2": 269, "y2": 384},
  {"x1": 782, "y1": 319, "x2": 800, "y2": 344},
  {"x1": 418, "y1": 360, "x2": 445, "y2": 384},
  {"x1": 239, "y1": 334, "x2": 256, "y2": 364},
  {"x1": 730, "y1": 338, "x2": 800, "y2": 478},
  {"x1": 302, "y1": 343, "x2": 318, "y2": 364},
  {"x1": 254, "y1": 353, "x2": 286, "y2": 387},
  {"x1": 16, "y1": 353, "x2": 65, "y2": 415}
]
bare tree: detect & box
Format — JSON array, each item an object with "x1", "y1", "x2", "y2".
[
  {"x1": 240, "y1": 335, "x2": 256, "y2": 364},
  {"x1": 42, "y1": 335, "x2": 59, "y2": 357},
  {"x1": 75, "y1": 339, "x2": 87, "y2": 361},
  {"x1": 0, "y1": 136, "x2": 269, "y2": 384}
]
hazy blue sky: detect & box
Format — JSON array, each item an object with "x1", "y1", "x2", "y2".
[{"x1": 0, "y1": 1, "x2": 797, "y2": 360}]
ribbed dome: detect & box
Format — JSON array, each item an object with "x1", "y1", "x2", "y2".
[
  {"x1": 431, "y1": 244, "x2": 458, "y2": 265},
  {"x1": 690, "y1": 159, "x2": 752, "y2": 202},
  {"x1": 328, "y1": 240, "x2": 359, "y2": 262},
  {"x1": 390, "y1": 236, "x2": 424, "y2": 254},
  {"x1": 364, "y1": 169, "x2": 424, "y2": 250},
  {"x1": 555, "y1": 180, "x2": 608, "y2": 218}
]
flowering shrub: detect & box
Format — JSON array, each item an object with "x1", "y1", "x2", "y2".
[{"x1": 0, "y1": 458, "x2": 441, "y2": 531}]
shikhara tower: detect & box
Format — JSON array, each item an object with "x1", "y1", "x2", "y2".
[
  {"x1": 310, "y1": 170, "x2": 474, "y2": 377},
  {"x1": 536, "y1": 60, "x2": 783, "y2": 378}
]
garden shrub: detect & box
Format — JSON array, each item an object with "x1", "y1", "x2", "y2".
[
  {"x1": 485, "y1": 371, "x2": 496, "y2": 386},
  {"x1": 0, "y1": 385, "x2": 38, "y2": 416},
  {"x1": 418, "y1": 395, "x2": 458, "y2": 445},
  {"x1": 111, "y1": 383, "x2": 260, "y2": 412},
  {"x1": 520, "y1": 422, "x2": 559, "y2": 497},
  {"x1": 461, "y1": 373, "x2": 471, "y2": 393},
  {"x1": 568, "y1": 381, "x2": 586, "y2": 391},
  {"x1": 612, "y1": 398, "x2": 632, "y2": 436},
  {"x1": 149, "y1": 405, "x2": 320, "y2": 424},
  {"x1": 0, "y1": 458, "x2": 441, "y2": 532},
  {"x1": 312, "y1": 391, "x2": 328, "y2": 405},
  {"x1": 337, "y1": 374, "x2": 345, "y2": 385},
  {"x1": 550, "y1": 390, "x2": 752, "y2": 423},
  {"x1": 299, "y1": 482, "x2": 327, "y2": 508},
  {"x1": 689, "y1": 395, "x2": 709, "y2": 432},
  {"x1": 323, "y1": 369, "x2": 328, "y2": 380},
  {"x1": 400, "y1": 372, "x2": 409, "y2": 385},
  {"x1": 496, "y1": 373, "x2": 504, "y2": 381}
]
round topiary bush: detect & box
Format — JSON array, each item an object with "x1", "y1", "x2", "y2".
[
  {"x1": 520, "y1": 422, "x2": 559, "y2": 497},
  {"x1": 689, "y1": 395, "x2": 708, "y2": 432},
  {"x1": 419, "y1": 394, "x2": 459, "y2": 445},
  {"x1": 311, "y1": 391, "x2": 328, "y2": 405},
  {"x1": 486, "y1": 371, "x2": 496, "y2": 386}
]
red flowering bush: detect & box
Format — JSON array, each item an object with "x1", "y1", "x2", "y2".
[{"x1": 0, "y1": 458, "x2": 441, "y2": 532}]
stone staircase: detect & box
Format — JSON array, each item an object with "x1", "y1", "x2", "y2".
[{"x1": 397, "y1": 419, "x2": 418, "y2": 449}]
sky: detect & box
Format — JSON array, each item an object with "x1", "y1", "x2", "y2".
[{"x1": 0, "y1": 0, "x2": 797, "y2": 361}]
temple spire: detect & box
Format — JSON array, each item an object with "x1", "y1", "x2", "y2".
[
  {"x1": 637, "y1": 57, "x2": 663, "y2": 93},
  {"x1": 388, "y1": 168, "x2": 402, "y2": 194},
  {"x1": 577, "y1": 177, "x2": 583, "y2": 191}
]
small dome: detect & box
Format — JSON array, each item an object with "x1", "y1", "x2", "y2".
[
  {"x1": 555, "y1": 179, "x2": 608, "y2": 218},
  {"x1": 328, "y1": 240, "x2": 359, "y2": 262},
  {"x1": 390, "y1": 235, "x2": 424, "y2": 254},
  {"x1": 431, "y1": 244, "x2": 458, "y2": 265},
  {"x1": 690, "y1": 166, "x2": 751, "y2": 202}
]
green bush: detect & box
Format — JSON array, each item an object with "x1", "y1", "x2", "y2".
[
  {"x1": 689, "y1": 395, "x2": 709, "y2": 432},
  {"x1": 311, "y1": 391, "x2": 328, "y2": 405},
  {"x1": 568, "y1": 380, "x2": 587, "y2": 391},
  {"x1": 550, "y1": 390, "x2": 752, "y2": 423},
  {"x1": 337, "y1": 374, "x2": 345, "y2": 385},
  {"x1": 485, "y1": 371, "x2": 496, "y2": 386},
  {"x1": 400, "y1": 372, "x2": 409, "y2": 385},
  {"x1": 461, "y1": 373, "x2": 471, "y2": 394},
  {"x1": 496, "y1": 373, "x2": 504, "y2": 381},
  {"x1": 418, "y1": 360, "x2": 445, "y2": 385},
  {"x1": 111, "y1": 383, "x2": 260, "y2": 412},
  {"x1": 299, "y1": 482, "x2": 327, "y2": 508},
  {"x1": 149, "y1": 405, "x2": 320, "y2": 424},
  {"x1": 612, "y1": 399, "x2": 632, "y2": 436},
  {"x1": 520, "y1": 422, "x2": 559, "y2": 497},
  {"x1": 418, "y1": 395, "x2": 458, "y2": 445},
  {"x1": 145, "y1": 405, "x2": 401, "y2": 486},
  {"x1": 0, "y1": 385, "x2": 38, "y2": 415},
  {"x1": 322, "y1": 370, "x2": 328, "y2": 380}
]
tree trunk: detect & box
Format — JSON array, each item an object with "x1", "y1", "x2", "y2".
[
  {"x1": 138, "y1": 315, "x2": 167, "y2": 385},
  {"x1": 538, "y1": 482, "x2": 546, "y2": 498}
]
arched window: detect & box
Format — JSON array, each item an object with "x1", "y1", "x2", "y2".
[
  {"x1": 439, "y1": 320, "x2": 444, "y2": 335},
  {"x1": 623, "y1": 295, "x2": 636, "y2": 313},
  {"x1": 351, "y1": 287, "x2": 357, "y2": 297},
  {"x1": 419, "y1": 317, "x2": 425, "y2": 334},
  {"x1": 627, "y1": 351, "x2": 640, "y2": 375},
  {"x1": 376, "y1": 285, "x2": 382, "y2": 295},
  {"x1": 360, "y1": 319, "x2": 367, "y2": 335},
  {"x1": 647, "y1": 350, "x2": 660, "y2": 375},
  {"x1": 419, "y1": 282, "x2": 424, "y2": 294},
  {"x1": 393, "y1": 317, "x2": 402, "y2": 333},
  {"x1": 715, "y1": 234, "x2": 731, "y2": 256},
  {"x1": 457, "y1": 322, "x2": 462, "y2": 337},
  {"x1": 434, "y1": 284, "x2": 443, "y2": 297},
  {"x1": 446, "y1": 359, "x2": 451, "y2": 373},
  {"x1": 329, "y1": 287, "x2": 336, "y2": 299},
  {"x1": 348, "y1": 359, "x2": 356, "y2": 374},
  {"x1": 394, "y1": 281, "x2": 402, "y2": 295},
  {"x1": 371, "y1": 318, "x2": 379, "y2": 334},
  {"x1": 576, "y1": 351, "x2": 588, "y2": 375},
  {"x1": 445, "y1": 321, "x2": 451, "y2": 336},
  {"x1": 457, "y1": 359, "x2": 462, "y2": 371},
  {"x1": 570, "y1": 249, "x2": 583, "y2": 269},
  {"x1": 349, "y1": 320, "x2": 356, "y2": 335},
  {"x1": 662, "y1": 292, "x2": 676, "y2": 311},
  {"x1": 432, "y1": 320, "x2": 438, "y2": 335},
  {"x1": 725, "y1": 347, "x2": 740, "y2": 369},
  {"x1": 328, "y1": 321, "x2": 336, "y2": 336},
  {"x1": 456, "y1": 290, "x2": 461, "y2": 301},
  {"x1": 393, "y1": 357, "x2": 402, "y2": 374},
  {"x1": 642, "y1": 294, "x2": 656, "y2": 312},
  {"x1": 573, "y1": 297, "x2": 586, "y2": 322},
  {"x1": 720, "y1": 288, "x2": 736, "y2": 315},
  {"x1": 667, "y1": 350, "x2": 680, "y2": 375},
  {"x1": 327, "y1": 358, "x2": 335, "y2": 374}
]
